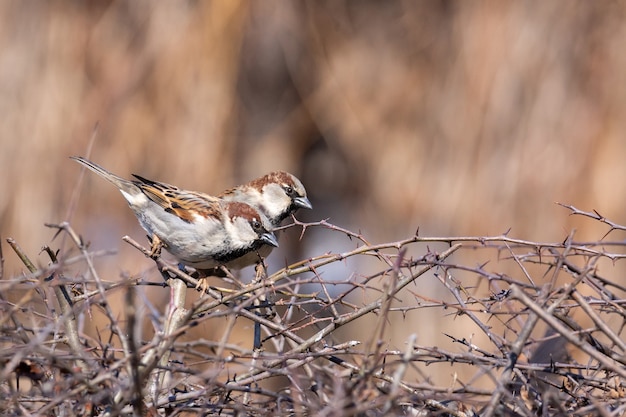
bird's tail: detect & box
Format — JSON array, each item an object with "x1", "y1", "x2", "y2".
[{"x1": 70, "y1": 156, "x2": 138, "y2": 196}]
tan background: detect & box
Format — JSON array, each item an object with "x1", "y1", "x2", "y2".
[{"x1": 2, "y1": 1, "x2": 625, "y2": 387}]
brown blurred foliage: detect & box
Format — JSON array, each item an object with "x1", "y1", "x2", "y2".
[{"x1": 2, "y1": 0, "x2": 626, "y2": 393}]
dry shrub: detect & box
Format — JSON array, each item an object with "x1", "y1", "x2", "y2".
[{"x1": 2, "y1": 204, "x2": 626, "y2": 416}]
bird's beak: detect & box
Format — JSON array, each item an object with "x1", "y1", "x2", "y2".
[
  {"x1": 261, "y1": 232, "x2": 279, "y2": 248},
  {"x1": 294, "y1": 196, "x2": 312, "y2": 210}
]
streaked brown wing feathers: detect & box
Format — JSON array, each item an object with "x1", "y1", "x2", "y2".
[
  {"x1": 132, "y1": 174, "x2": 221, "y2": 222},
  {"x1": 163, "y1": 190, "x2": 222, "y2": 222}
]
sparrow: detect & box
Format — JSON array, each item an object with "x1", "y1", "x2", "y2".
[
  {"x1": 70, "y1": 157, "x2": 279, "y2": 273},
  {"x1": 218, "y1": 170, "x2": 312, "y2": 267}
]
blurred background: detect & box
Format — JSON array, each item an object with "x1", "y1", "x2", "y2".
[{"x1": 2, "y1": 1, "x2": 626, "y2": 387}]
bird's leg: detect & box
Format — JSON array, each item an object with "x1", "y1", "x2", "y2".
[
  {"x1": 254, "y1": 261, "x2": 265, "y2": 282},
  {"x1": 195, "y1": 269, "x2": 211, "y2": 294},
  {"x1": 148, "y1": 234, "x2": 163, "y2": 259},
  {"x1": 195, "y1": 266, "x2": 234, "y2": 294}
]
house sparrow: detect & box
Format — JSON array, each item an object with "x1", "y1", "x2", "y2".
[
  {"x1": 70, "y1": 157, "x2": 278, "y2": 273},
  {"x1": 219, "y1": 171, "x2": 312, "y2": 267}
]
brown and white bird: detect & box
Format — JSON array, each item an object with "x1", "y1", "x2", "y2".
[
  {"x1": 71, "y1": 157, "x2": 278, "y2": 272},
  {"x1": 218, "y1": 171, "x2": 312, "y2": 265}
]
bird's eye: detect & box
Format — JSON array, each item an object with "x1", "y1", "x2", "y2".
[
  {"x1": 284, "y1": 186, "x2": 294, "y2": 196},
  {"x1": 251, "y1": 220, "x2": 262, "y2": 231}
]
